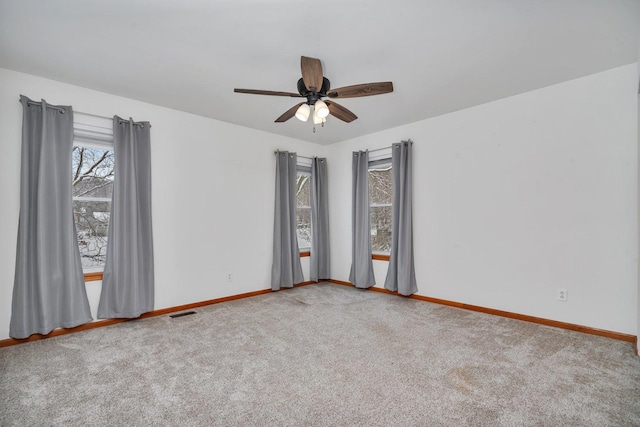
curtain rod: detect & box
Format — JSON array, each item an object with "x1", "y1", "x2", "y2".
[
  {"x1": 77, "y1": 111, "x2": 149, "y2": 128},
  {"x1": 273, "y1": 150, "x2": 315, "y2": 161},
  {"x1": 367, "y1": 139, "x2": 412, "y2": 154},
  {"x1": 115, "y1": 118, "x2": 149, "y2": 128},
  {"x1": 367, "y1": 146, "x2": 390, "y2": 154},
  {"x1": 21, "y1": 99, "x2": 150, "y2": 128},
  {"x1": 79, "y1": 111, "x2": 152, "y2": 128},
  {"x1": 25, "y1": 99, "x2": 66, "y2": 113}
]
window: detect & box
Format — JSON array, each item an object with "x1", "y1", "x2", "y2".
[
  {"x1": 72, "y1": 115, "x2": 114, "y2": 271},
  {"x1": 296, "y1": 168, "x2": 312, "y2": 251},
  {"x1": 369, "y1": 158, "x2": 392, "y2": 253},
  {"x1": 72, "y1": 145, "x2": 114, "y2": 269}
]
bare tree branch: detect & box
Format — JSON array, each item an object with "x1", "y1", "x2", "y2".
[
  {"x1": 72, "y1": 150, "x2": 111, "y2": 187},
  {"x1": 74, "y1": 180, "x2": 113, "y2": 198},
  {"x1": 73, "y1": 147, "x2": 85, "y2": 182},
  {"x1": 296, "y1": 174, "x2": 309, "y2": 197}
]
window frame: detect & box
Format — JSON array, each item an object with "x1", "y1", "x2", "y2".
[
  {"x1": 368, "y1": 155, "x2": 393, "y2": 260},
  {"x1": 72, "y1": 114, "x2": 115, "y2": 281},
  {"x1": 295, "y1": 164, "x2": 312, "y2": 253}
]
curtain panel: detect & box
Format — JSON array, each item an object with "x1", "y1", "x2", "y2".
[
  {"x1": 98, "y1": 116, "x2": 154, "y2": 318},
  {"x1": 310, "y1": 157, "x2": 330, "y2": 282},
  {"x1": 10, "y1": 96, "x2": 93, "y2": 338},
  {"x1": 271, "y1": 151, "x2": 304, "y2": 290},
  {"x1": 349, "y1": 150, "x2": 375, "y2": 288},
  {"x1": 384, "y1": 141, "x2": 418, "y2": 295}
]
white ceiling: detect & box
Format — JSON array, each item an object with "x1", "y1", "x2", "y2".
[{"x1": 1, "y1": 0, "x2": 639, "y2": 145}]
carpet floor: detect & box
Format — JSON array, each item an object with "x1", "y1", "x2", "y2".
[{"x1": 1, "y1": 282, "x2": 639, "y2": 426}]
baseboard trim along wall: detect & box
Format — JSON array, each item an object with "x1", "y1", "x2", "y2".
[
  {"x1": 327, "y1": 279, "x2": 637, "y2": 344},
  {"x1": 1, "y1": 279, "x2": 635, "y2": 348},
  {"x1": 0, "y1": 281, "x2": 316, "y2": 348}
]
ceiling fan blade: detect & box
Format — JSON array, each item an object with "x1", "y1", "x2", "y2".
[
  {"x1": 325, "y1": 100, "x2": 358, "y2": 123},
  {"x1": 300, "y1": 56, "x2": 324, "y2": 93},
  {"x1": 327, "y1": 82, "x2": 394, "y2": 98},
  {"x1": 234, "y1": 88, "x2": 302, "y2": 97},
  {"x1": 275, "y1": 102, "x2": 305, "y2": 123}
]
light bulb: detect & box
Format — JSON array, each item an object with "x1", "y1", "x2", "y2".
[
  {"x1": 314, "y1": 100, "x2": 329, "y2": 118},
  {"x1": 295, "y1": 103, "x2": 310, "y2": 121}
]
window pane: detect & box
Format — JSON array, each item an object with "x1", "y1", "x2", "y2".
[
  {"x1": 369, "y1": 164, "x2": 392, "y2": 253},
  {"x1": 73, "y1": 145, "x2": 113, "y2": 269},
  {"x1": 296, "y1": 172, "x2": 311, "y2": 250},
  {"x1": 296, "y1": 173, "x2": 310, "y2": 207},
  {"x1": 73, "y1": 200, "x2": 110, "y2": 268},
  {"x1": 72, "y1": 146, "x2": 114, "y2": 198},
  {"x1": 296, "y1": 207, "x2": 311, "y2": 249},
  {"x1": 368, "y1": 166, "x2": 392, "y2": 205},
  {"x1": 370, "y1": 205, "x2": 392, "y2": 252}
]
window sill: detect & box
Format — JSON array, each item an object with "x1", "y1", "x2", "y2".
[
  {"x1": 84, "y1": 271, "x2": 103, "y2": 282},
  {"x1": 372, "y1": 254, "x2": 390, "y2": 261}
]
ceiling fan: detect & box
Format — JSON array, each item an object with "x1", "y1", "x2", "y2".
[{"x1": 234, "y1": 56, "x2": 393, "y2": 126}]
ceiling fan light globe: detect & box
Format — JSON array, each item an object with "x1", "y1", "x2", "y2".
[
  {"x1": 295, "y1": 103, "x2": 310, "y2": 121},
  {"x1": 313, "y1": 110, "x2": 326, "y2": 125},
  {"x1": 315, "y1": 100, "x2": 330, "y2": 118}
]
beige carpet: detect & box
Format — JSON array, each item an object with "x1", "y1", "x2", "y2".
[{"x1": 1, "y1": 282, "x2": 639, "y2": 426}]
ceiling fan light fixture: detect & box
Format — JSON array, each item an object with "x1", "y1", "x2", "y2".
[
  {"x1": 314, "y1": 100, "x2": 330, "y2": 118},
  {"x1": 313, "y1": 109, "x2": 326, "y2": 125},
  {"x1": 295, "y1": 103, "x2": 310, "y2": 121}
]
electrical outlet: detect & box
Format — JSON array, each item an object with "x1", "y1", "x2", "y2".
[
  {"x1": 226, "y1": 272, "x2": 233, "y2": 282},
  {"x1": 557, "y1": 288, "x2": 567, "y2": 302}
]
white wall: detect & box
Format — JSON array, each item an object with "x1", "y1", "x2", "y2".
[
  {"x1": 0, "y1": 68, "x2": 324, "y2": 340},
  {"x1": 327, "y1": 64, "x2": 638, "y2": 335}
]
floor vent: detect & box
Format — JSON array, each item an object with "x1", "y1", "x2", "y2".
[{"x1": 169, "y1": 311, "x2": 196, "y2": 318}]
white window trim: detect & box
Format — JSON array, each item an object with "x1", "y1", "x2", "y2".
[{"x1": 368, "y1": 146, "x2": 392, "y2": 163}]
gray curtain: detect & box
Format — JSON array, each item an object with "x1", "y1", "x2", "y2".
[
  {"x1": 310, "y1": 157, "x2": 330, "y2": 281},
  {"x1": 98, "y1": 116, "x2": 154, "y2": 318},
  {"x1": 10, "y1": 96, "x2": 93, "y2": 338},
  {"x1": 349, "y1": 151, "x2": 375, "y2": 288},
  {"x1": 271, "y1": 151, "x2": 304, "y2": 290},
  {"x1": 384, "y1": 141, "x2": 418, "y2": 295}
]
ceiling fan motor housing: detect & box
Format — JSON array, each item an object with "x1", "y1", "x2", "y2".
[{"x1": 297, "y1": 77, "x2": 331, "y2": 105}]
